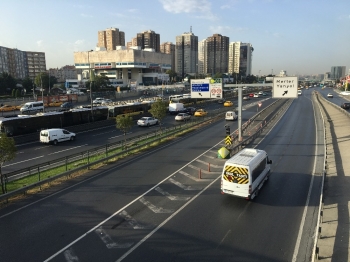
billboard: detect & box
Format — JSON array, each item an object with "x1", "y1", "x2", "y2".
[{"x1": 191, "y1": 78, "x2": 222, "y2": 99}]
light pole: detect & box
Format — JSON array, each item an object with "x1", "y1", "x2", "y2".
[
  {"x1": 40, "y1": 73, "x2": 44, "y2": 112},
  {"x1": 88, "y1": 50, "x2": 94, "y2": 121}
]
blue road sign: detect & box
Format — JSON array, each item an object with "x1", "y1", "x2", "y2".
[{"x1": 191, "y1": 83, "x2": 209, "y2": 92}]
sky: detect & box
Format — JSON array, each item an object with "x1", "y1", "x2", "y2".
[{"x1": 0, "y1": 0, "x2": 349, "y2": 76}]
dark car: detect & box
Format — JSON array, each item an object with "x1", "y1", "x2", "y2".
[
  {"x1": 184, "y1": 107, "x2": 197, "y2": 115},
  {"x1": 61, "y1": 102, "x2": 74, "y2": 109},
  {"x1": 341, "y1": 102, "x2": 350, "y2": 109}
]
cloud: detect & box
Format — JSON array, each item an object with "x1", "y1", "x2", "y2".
[
  {"x1": 208, "y1": 25, "x2": 232, "y2": 34},
  {"x1": 37, "y1": 40, "x2": 43, "y2": 47},
  {"x1": 159, "y1": 0, "x2": 216, "y2": 19},
  {"x1": 80, "y1": 13, "x2": 93, "y2": 18}
]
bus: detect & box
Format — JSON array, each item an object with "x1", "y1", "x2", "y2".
[
  {"x1": 0, "y1": 107, "x2": 109, "y2": 137},
  {"x1": 108, "y1": 102, "x2": 153, "y2": 119}
]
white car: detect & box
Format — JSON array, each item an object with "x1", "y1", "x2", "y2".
[
  {"x1": 253, "y1": 93, "x2": 259, "y2": 98},
  {"x1": 137, "y1": 117, "x2": 158, "y2": 127},
  {"x1": 175, "y1": 113, "x2": 191, "y2": 121},
  {"x1": 258, "y1": 91, "x2": 263, "y2": 95},
  {"x1": 93, "y1": 98, "x2": 104, "y2": 104},
  {"x1": 101, "y1": 99, "x2": 113, "y2": 105},
  {"x1": 298, "y1": 90, "x2": 302, "y2": 95},
  {"x1": 327, "y1": 93, "x2": 333, "y2": 98}
]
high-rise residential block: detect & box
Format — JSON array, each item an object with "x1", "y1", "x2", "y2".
[
  {"x1": 160, "y1": 42, "x2": 175, "y2": 71},
  {"x1": 175, "y1": 32, "x2": 198, "y2": 79},
  {"x1": 97, "y1": 28, "x2": 125, "y2": 51},
  {"x1": 136, "y1": 30, "x2": 160, "y2": 52},
  {"x1": 330, "y1": 66, "x2": 346, "y2": 80},
  {"x1": 228, "y1": 42, "x2": 253, "y2": 77},
  {"x1": 206, "y1": 34, "x2": 229, "y2": 76},
  {"x1": 198, "y1": 39, "x2": 207, "y2": 75}
]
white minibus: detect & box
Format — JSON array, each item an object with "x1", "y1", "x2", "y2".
[
  {"x1": 221, "y1": 148, "x2": 272, "y2": 199},
  {"x1": 20, "y1": 102, "x2": 44, "y2": 114}
]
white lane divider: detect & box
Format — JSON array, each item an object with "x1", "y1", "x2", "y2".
[
  {"x1": 63, "y1": 248, "x2": 79, "y2": 262},
  {"x1": 3, "y1": 155, "x2": 44, "y2": 167},
  {"x1": 95, "y1": 226, "x2": 133, "y2": 249},
  {"x1": 155, "y1": 187, "x2": 191, "y2": 201},
  {"x1": 139, "y1": 197, "x2": 174, "y2": 213},
  {"x1": 119, "y1": 210, "x2": 152, "y2": 229},
  {"x1": 169, "y1": 178, "x2": 202, "y2": 190},
  {"x1": 48, "y1": 144, "x2": 88, "y2": 155}
]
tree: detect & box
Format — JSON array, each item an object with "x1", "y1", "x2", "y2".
[
  {"x1": 0, "y1": 133, "x2": 17, "y2": 194},
  {"x1": 22, "y1": 77, "x2": 34, "y2": 93},
  {"x1": 116, "y1": 116, "x2": 134, "y2": 145},
  {"x1": 94, "y1": 75, "x2": 111, "y2": 90},
  {"x1": 149, "y1": 100, "x2": 167, "y2": 132},
  {"x1": 0, "y1": 72, "x2": 17, "y2": 95},
  {"x1": 165, "y1": 69, "x2": 177, "y2": 82}
]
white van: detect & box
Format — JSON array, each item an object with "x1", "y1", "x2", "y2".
[
  {"x1": 40, "y1": 128, "x2": 76, "y2": 145},
  {"x1": 20, "y1": 102, "x2": 44, "y2": 114},
  {"x1": 221, "y1": 148, "x2": 272, "y2": 199},
  {"x1": 225, "y1": 111, "x2": 237, "y2": 121}
]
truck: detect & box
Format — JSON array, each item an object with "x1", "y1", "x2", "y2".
[
  {"x1": 168, "y1": 102, "x2": 185, "y2": 115},
  {"x1": 221, "y1": 148, "x2": 272, "y2": 199}
]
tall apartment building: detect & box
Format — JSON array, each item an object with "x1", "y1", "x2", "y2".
[
  {"x1": 160, "y1": 42, "x2": 175, "y2": 72},
  {"x1": 136, "y1": 30, "x2": 160, "y2": 52},
  {"x1": 228, "y1": 42, "x2": 253, "y2": 77},
  {"x1": 127, "y1": 37, "x2": 138, "y2": 49},
  {"x1": 175, "y1": 32, "x2": 198, "y2": 79},
  {"x1": 198, "y1": 39, "x2": 207, "y2": 75},
  {"x1": 26, "y1": 51, "x2": 46, "y2": 80},
  {"x1": 0, "y1": 46, "x2": 28, "y2": 79},
  {"x1": 0, "y1": 46, "x2": 46, "y2": 80},
  {"x1": 330, "y1": 66, "x2": 346, "y2": 80},
  {"x1": 206, "y1": 34, "x2": 229, "y2": 76},
  {"x1": 97, "y1": 28, "x2": 125, "y2": 51}
]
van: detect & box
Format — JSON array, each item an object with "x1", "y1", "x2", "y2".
[
  {"x1": 20, "y1": 102, "x2": 44, "y2": 114},
  {"x1": 221, "y1": 148, "x2": 272, "y2": 199},
  {"x1": 40, "y1": 128, "x2": 76, "y2": 145},
  {"x1": 225, "y1": 111, "x2": 237, "y2": 121}
]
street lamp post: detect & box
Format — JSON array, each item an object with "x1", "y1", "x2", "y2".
[
  {"x1": 88, "y1": 50, "x2": 94, "y2": 121},
  {"x1": 40, "y1": 73, "x2": 44, "y2": 112}
]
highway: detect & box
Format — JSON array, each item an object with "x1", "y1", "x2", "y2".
[
  {"x1": 0, "y1": 88, "x2": 326, "y2": 261},
  {"x1": 3, "y1": 93, "x2": 273, "y2": 174}
]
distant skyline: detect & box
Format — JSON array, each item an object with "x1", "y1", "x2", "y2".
[{"x1": 0, "y1": 0, "x2": 349, "y2": 76}]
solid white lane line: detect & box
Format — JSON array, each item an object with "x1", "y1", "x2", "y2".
[
  {"x1": 3, "y1": 155, "x2": 44, "y2": 167},
  {"x1": 48, "y1": 144, "x2": 88, "y2": 155}
]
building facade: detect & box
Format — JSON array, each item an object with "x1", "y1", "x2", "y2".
[
  {"x1": 198, "y1": 39, "x2": 207, "y2": 75},
  {"x1": 160, "y1": 42, "x2": 175, "y2": 72},
  {"x1": 0, "y1": 46, "x2": 46, "y2": 80},
  {"x1": 228, "y1": 42, "x2": 253, "y2": 77},
  {"x1": 97, "y1": 28, "x2": 125, "y2": 51},
  {"x1": 330, "y1": 66, "x2": 346, "y2": 80},
  {"x1": 136, "y1": 30, "x2": 160, "y2": 52},
  {"x1": 206, "y1": 34, "x2": 229, "y2": 76},
  {"x1": 74, "y1": 49, "x2": 171, "y2": 87},
  {"x1": 49, "y1": 65, "x2": 78, "y2": 83},
  {"x1": 175, "y1": 32, "x2": 198, "y2": 79}
]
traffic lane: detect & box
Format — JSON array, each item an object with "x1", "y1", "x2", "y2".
[
  {"x1": 0, "y1": 113, "x2": 228, "y2": 262},
  {"x1": 123, "y1": 92, "x2": 318, "y2": 261},
  {"x1": 5, "y1": 98, "x2": 274, "y2": 173},
  {"x1": 317, "y1": 88, "x2": 349, "y2": 107}
]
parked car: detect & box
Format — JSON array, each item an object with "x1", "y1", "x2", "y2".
[
  {"x1": 340, "y1": 102, "x2": 350, "y2": 109},
  {"x1": 137, "y1": 117, "x2": 158, "y2": 127},
  {"x1": 194, "y1": 109, "x2": 208, "y2": 117},
  {"x1": 327, "y1": 93, "x2": 333, "y2": 98},
  {"x1": 60, "y1": 102, "x2": 74, "y2": 109},
  {"x1": 175, "y1": 113, "x2": 191, "y2": 121},
  {"x1": 184, "y1": 107, "x2": 197, "y2": 115},
  {"x1": 0, "y1": 105, "x2": 16, "y2": 112},
  {"x1": 224, "y1": 101, "x2": 233, "y2": 107}
]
